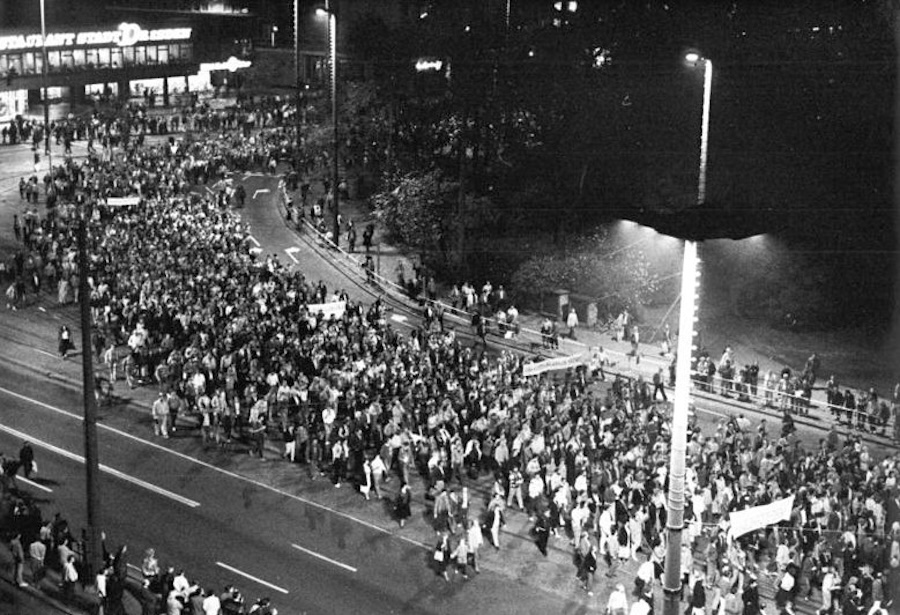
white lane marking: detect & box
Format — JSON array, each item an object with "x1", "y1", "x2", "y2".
[
  {"x1": 102, "y1": 464, "x2": 200, "y2": 508},
  {"x1": 252, "y1": 188, "x2": 270, "y2": 199},
  {"x1": 248, "y1": 235, "x2": 261, "y2": 247},
  {"x1": 291, "y1": 543, "x2": 357, "y2": 573},
  {"x1": 204, "y1": 186, "x2": 214, "y2": 195},
  {"x1": 216, "y1": 562, "x2": 288, "y2": 594},
  {"x1": 0, "y1": 423, "x2": 200, "y2": 508},
  {"x1": 390, "y1": 314, "x2": 407, "y2": 323},
  {"x1": 0, "y1": 385, "x2": 427, "y2": 550},
  {"x1": 18, "y1": 476, "x2": 53, "y2": 493},
  {"x1": 35, "y1": 348, "x2": 57, "y2": 358},
  {"x1": 284, "y1": 247, "x2": 300, "y2": 264}
]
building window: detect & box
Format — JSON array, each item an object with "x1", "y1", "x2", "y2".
[
  {"x1": 110, "y1": 47, "x2": 122, "y2": 68},
  {"x1": 61, "y1": 49, "x2": 74, "y2": 69},
  {"x1": 72, "y1": 48, "x2": 85, "y2": 68},
  {"x1": 98, "y1": 47, "x2": 110, "y2": 68},
  {"x1": 22, "y1": 52, "x2": 37, "y2": 75},
  {"x1": 146, "y1": 45, "x2": 157, "y2": 64},
  {"x1": 157, "y1": 45, "x2": 169, "y2": 64},
  {"x1": 86, "y1": 47, "x2": 99, "y2": 68},
  {"x1": 134, "y1": 45, "x2": 146, "y2": 65},
  {"x1": 47, "y1": 50, "x2": 60, "y2": 70}
]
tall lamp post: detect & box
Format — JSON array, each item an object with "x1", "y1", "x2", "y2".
[
  {"x1": 39, "y1": 0, "x2": 51, "y2": 168},
  {"x1": 318, "y1": 1, "x2": 339, "y2": 245},
  {"x1": 661, "y1": 53, "x2": 712, "y2": 615},
  {"x1": 41, "y1": 0, "x2": 101, "y2": 581}
]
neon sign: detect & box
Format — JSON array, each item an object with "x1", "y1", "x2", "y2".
[
  {"x1": 0, "y1": 23, "x2": 192, "y2": 52},
  {"x1": 415, "y1": 58, "x2": 443, "y2": 72}
]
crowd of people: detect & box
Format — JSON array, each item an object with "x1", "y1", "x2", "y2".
[{"x1": 2, "y1": 96, "x2": 900, "y2": 615}]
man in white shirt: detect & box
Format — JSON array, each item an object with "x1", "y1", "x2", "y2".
[{"x1": 202, "y1": 588, "x2": 222, "y2": 615}]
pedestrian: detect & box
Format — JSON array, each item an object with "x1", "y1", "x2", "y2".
[
  {"x1": 607, "y1": 583, "x2": 629, "y2": 615},
  {"x1": 62, "y1": 553, "x2": 79, "y2": 600},
  {"x1": 534, "y1": 509, "x2": 551, "y2": 556},
  {"x1": 689, "y1": 570, "x2": 707, "y2": 615},
  {"x1": 28, "y1": 535, "x2": 46, "y2": 583},
  {"x1": 743, "y1": 574, "x2": 762, "y2": 615},
  {"x1": 576, "y1": 533, "x2": 597, "y2": 595},
  {"x1": 652, "y1": 368, "x2": 668, "y2": 402},
  {"x1": 18, "y1": 441, "x2": 35, "y2": 478},
  {"x1": 487, "y1": 493, "x2": 504, "y2": 550},
  {"x1": 433, "y1": 533, "x2": 451, "y2": 582},
  {"x1": 152, "y1": 392, "x2": 168, "y2": 438},
  {"x1": 96, "y1": 565, "x2": 110, "y2": 614},
  {"x1": 58, "y1": 325, "x2": 72, "y2": 358},
  {"x1": 451, "y1": 536, "x2": 470, "y2": 580},
  {"x1": 395, "y1": 481, "x2": 412, "y2": 527},
  {"x1": 10, "y1": 531, "x2": 26, "y2": 587},
  {"x1": 465, "y1": 519, "x2": 482, "y2": 573},
  {"x1": 566, "y1": 306, "x2": 579, "y2": 339}
]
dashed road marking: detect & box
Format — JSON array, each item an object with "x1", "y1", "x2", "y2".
[
  {"x1": 291, "y1": 543, "x2": 357, "y2": 573},
  {"x1": 216, "y1": 562, "x2": 288, "y2": 594}
]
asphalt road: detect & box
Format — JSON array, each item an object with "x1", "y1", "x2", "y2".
[{"x1": 0, "y1": 360, "x2": 573, "y2": 615}]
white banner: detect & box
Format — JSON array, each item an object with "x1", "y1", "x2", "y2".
[
  {"x1": 307, "y1": 300, "x2": 346, "y2": 320},
  {"x1": 523, "y1": 353, "x2": 588, "y2": 377},
  {"x1": 103, "y1": 196, "x2": 141, "y2": 207},
  {"x1": 728, "y1": 495, "x2": 795, "y2": 540}
]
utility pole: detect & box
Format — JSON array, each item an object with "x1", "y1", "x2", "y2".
[{"x1": 77, "y1": 206, "x2": 102, "y2": 582}]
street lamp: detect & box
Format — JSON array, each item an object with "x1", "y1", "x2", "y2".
[
  {"x1": 39, "y1": 0, "x2": 51, "y2": 166},
  {"x1": 661, "y1": 53, "x2": 712, "y2": 615},
  {"x1": 317, "y1": 1, "x2": 340, "y2": 246}
]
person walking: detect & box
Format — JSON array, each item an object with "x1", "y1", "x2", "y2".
[
  {"x1": 28, "y1": 535, "x2": 46, "y2": 584},
  {"x1": 534, "y1": 509, "x2": 551, "y2": 556},
  {"x1": 62, "y1": 553, "x2": 79, "y2": 600},
  {"x1": 451, "y1": 535, "x2": 470, "y2": 580},
  {"x1": 465, "y1": 518, "x2": 483, "y2": 573},
  {"x1": 566, "y1": 307, "x2": 579, "y2": 340},
  {"x1": 394, "y1": 482, "x2": 412, "y2": 527},
  {"x1": 18, "y1": 441, "x2": 35, "y2": 479},
  {"x1": 10, "y1": 531, "x2": 26, "y2": 587},
  {"x1": 433, "y1": 533, "x2": 451, "y2": 582},
  {"x1": 152, "y1": 392, "x2": 169, "y2": 438},
  {"x1": 58, "y1": 325, "x2": 73, "y2": 358},
  {"x1": 487, "y1": 493, "x2": 504, "y2": 550}
]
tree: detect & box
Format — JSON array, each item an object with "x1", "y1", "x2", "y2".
[{"x1": 510, "y1": 230, "x2": 660, "y2": 316}]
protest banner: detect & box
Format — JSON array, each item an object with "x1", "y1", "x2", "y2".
[{"x1": 523, "y1": 353, "x2": 588, "y2": 377}]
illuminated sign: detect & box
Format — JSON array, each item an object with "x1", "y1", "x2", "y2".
[
  {"x1": 0, "y1": 23, "x2": 192, "y2": 52},
  {"x1": 415, "y1": 58, "x2": 443, "y2": 72},
  {"x1": 200, "y1": 56, "x2": 252, "y2": 73}
]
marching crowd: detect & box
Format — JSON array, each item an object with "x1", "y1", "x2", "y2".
[{"x1": 2, "y1": 99, "x2": 900, "y2": 615}]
